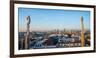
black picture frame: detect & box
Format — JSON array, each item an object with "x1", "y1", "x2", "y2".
[{"x1": 10, "y1": 1, "x2": 96, "y2": 58}]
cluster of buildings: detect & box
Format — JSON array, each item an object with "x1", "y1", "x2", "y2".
[
  {"x1": 19, "y1": 29, "x2": 90, "y2": 49},
  {"x1": 18, "y1": 16, "x2": 90, "y2": 50}
]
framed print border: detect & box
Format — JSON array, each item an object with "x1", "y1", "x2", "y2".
[{"x1": 10, "y1": 1, "x2": 96, "y2": 58}]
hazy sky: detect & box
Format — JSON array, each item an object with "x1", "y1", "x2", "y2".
[{"x1": 18, "y1": 8, "x2": 90, "y2": 32}]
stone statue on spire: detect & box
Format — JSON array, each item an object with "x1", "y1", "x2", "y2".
[{"x1": 25, "y1": 16, "x2": 31, "y2": 49}]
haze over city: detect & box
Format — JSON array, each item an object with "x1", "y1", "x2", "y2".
[{"x1": 18, "y1": 8, "x2": 90, "y2": 32}]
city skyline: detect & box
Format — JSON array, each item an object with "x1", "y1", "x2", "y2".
[{"x1": 18, "y1": 8, "x2": 90, "y2": 32}]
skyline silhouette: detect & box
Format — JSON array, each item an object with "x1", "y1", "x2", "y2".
[{"x1": 18, "y1": 8, "x2": 90, "y2": 32}]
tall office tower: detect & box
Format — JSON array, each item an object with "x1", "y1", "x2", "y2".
[
  {"x1": 25, "y1": 16, "x2": 31, "y2": 49},
  {"x1": 80, "y1": 16, "x2": 85, "y2": 47}
]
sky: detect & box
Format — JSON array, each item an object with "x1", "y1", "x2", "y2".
[{"x1": 18, "y1": 7, "x2": 90, "y2": 32}]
